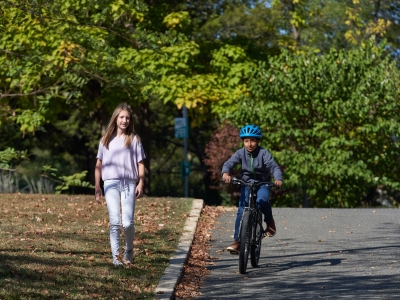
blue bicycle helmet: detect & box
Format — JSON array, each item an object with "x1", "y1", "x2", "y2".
[{"x1": 239, "y1": 124, "x2": 262, "y2": 139}]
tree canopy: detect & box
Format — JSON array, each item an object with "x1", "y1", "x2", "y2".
[
  {"x1": 222, "y1": 40, "x2": 400, "y2": 207},
  {"x1": 1, "y1": 0, "x2": 400, "y2": 207}
]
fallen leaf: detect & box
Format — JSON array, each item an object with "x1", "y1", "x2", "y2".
[{"x1": 175, "y1": 206, "x2": 224, "y2": 300}]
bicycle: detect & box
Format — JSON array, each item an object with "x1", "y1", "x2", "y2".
[{"x1": 231, "y1": 177, "x2": 274, "y2": 274}]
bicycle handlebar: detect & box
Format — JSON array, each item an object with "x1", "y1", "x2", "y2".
[{"x1": 231, "y1": 177, "x2": 274, "y2": 189}]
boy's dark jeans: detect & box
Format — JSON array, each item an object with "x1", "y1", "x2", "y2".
[{"x1": 234, "y1": 185, "x2": 272, "y2": 241}]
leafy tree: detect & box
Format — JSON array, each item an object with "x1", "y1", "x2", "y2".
[
  {"x1": 2, "y1": 0, "x2": 399, "y2": 204},
  {"x1": 221, "y1": 39, "x2": 400, "y2": 207},
  {"x1": 203, "y1": 124, "x2": 240, "y2": 205},
  {"x1": 195, "y1": 0, "x2": 399, "y2": 56},
  {"x1": 0, "y1": 0, "x2": 249, "y2": 196},
  {"x1": 0, "y1": 0, "x2": 203, "y2": 193},
  {"x1": 269, "y1": 0, "x2": 399, "y2": 56}
]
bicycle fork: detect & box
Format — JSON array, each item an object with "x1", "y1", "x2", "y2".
[{"x1": 238, "y1": 207, "x2": 249, "y2": 243}]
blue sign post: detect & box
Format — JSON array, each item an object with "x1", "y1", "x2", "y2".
[{"x1": 180, "y1": 161, "x2": 191, "y2": 179}]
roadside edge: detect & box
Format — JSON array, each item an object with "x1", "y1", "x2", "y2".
[{"x1": 155, "y1": 199, "x2": 204, "y2": 299}]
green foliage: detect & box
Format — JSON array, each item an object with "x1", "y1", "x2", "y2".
[
  {"x1": 163, "y1": 11, "x2": 191, "y2": 29},
  {"x1": 197, "y1": 0, "x2": 400, "y2": 58},
  {"x1": 1, "y1": 0, "x2": 399, "y2": 204},
  {"x1": 55, "y1": 170, "x2": 93, "y2": 194},
  {"x1": 2, "y1": 1, "x2": 221, "y2": 132},
  {"x1": 0, "y1": 0, "x2": 237, "y2": 134},
  {"x1": 0, "y1": 0, "x2": 225, "y2": 195},
  {"x1": 0, "y1": 0, "x2": 146, "y2": 132},
  {"x1": 0, "y1": 147, "x2": 93, "y2": 193},
  {"x1": 11, "y1": 108, "x2": 47, "y2": 136},
  {"x1": 0, "y1": 147, "x2": 27, "y2": 169},
  {"x1": 224, "y1": 39, "x2": 400, "y2": 207}
]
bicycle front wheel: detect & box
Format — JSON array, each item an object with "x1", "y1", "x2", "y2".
[
  {"x1": 239, "y1": 210, "x2": 251, "y2": 274},
  {"x1": 250, "y1": 210, "x2": 263, "y2": 267}
]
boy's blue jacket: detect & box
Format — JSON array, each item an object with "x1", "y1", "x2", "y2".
[{"x1": 221, "y1": 146, "x2": 282, "y2": 182}]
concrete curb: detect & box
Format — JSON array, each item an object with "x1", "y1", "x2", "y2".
[{"x1": 155, "y1": 199, "x2": 204, "y2": 300}]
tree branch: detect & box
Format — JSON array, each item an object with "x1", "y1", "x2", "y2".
[
  {"x1": 0, "y1": 48, "x2": 26, "y2": 57},
  {"x1": 0, "y1": 82, "x2": 59, "y2": 99},
  {"x1": 0, "y1": 168, "x2": 63, "y2": 184}
]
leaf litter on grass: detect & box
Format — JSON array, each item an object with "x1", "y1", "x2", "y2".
[{"x1": 0, "y1": 194, "x2": 192, "y2": 299}]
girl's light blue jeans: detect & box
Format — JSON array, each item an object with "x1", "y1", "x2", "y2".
[{"x1": 104, "y1": 179, "x2": 136, "y2": 261}]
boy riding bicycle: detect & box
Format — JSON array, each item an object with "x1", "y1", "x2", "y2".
[{"x1": 222, "y1": 124, "x2": 283, "y2": 253}]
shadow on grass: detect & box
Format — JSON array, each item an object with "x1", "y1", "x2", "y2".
[
  {"x1": 0, "y1": 195, "x2": 193, "y2": 299},
  {"x1": 0, "y1": 227, "x2": 182, "y2": 299}
]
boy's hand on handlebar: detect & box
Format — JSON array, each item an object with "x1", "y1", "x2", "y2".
[
  {"x1": 274, "y1": 180, "x2": 283, "y2": 187},
  {"x1": 222, "y1": 173, "x2": 231, "y2": 183}
]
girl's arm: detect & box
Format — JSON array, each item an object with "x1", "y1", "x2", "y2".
[
  {"x1": 135, "y1": 161, "x2": 145, "y2": 198},
  {"x1": 95, "y1": 159, "x2": 102, "y2": 203}
]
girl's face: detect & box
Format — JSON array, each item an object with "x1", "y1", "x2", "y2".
[
  {"x1": 243, "y1": 138, "x2": 259, "y2": 152},
  {"x1": 115, "y1": 109, "x2": 130, "y2": 133}
]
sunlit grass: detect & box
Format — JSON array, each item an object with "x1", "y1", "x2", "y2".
[{"x1": 0, "y1": 194, "x2": 193, "y2": 299}]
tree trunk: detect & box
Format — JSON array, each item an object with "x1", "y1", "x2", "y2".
[{"x1": 133, "y1": 101, "x2": 151, "y2": 195}]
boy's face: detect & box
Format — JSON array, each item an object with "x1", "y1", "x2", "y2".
[{"x1": 243, "y1": 138, "x2": 259, "y2": 152}]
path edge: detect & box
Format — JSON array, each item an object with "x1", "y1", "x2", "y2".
[{"x1": 155, "y1": 199, "x2": 204, "y2": 299}]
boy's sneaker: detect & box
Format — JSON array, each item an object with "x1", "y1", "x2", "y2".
[
  {"x1": 123, "y1": 249, "x2": 133, "y2": 264},
  {"x1": 226, "y1": 240, "x2": 240, "y2": 254},
  {"x1": 265, "y1": 219, "x2": 276, "y2": 237}
]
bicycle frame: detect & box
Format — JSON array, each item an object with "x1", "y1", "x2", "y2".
[
  {"x1": 232, "y1": 177, "x2": 273, "y2": 273},
  {"x1": 241, "y1": 188, "x2": 256, "y2": 243},
  {"x1": 233, "y1": 177, "x2": 272, "y2": 239}
]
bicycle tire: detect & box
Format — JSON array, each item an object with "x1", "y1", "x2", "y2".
[
  {"x1": 239, "y1": 210, "x2": 251, "y2": 274},
  {"x1": 250, "y1": 210, "x2": 263, "y2": 267}
]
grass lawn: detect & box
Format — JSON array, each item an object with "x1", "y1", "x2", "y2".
[{"x1": 0, "y1": 194, "x2": 193, "y2": 299}]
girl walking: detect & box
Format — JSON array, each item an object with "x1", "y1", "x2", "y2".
[{"x1": 95, "y1": 103, "x2": 145, "y2": 266}]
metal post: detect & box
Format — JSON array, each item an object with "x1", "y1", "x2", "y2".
[{"x1": 183, "y1": 106, "x2": 188, "y2": 197}]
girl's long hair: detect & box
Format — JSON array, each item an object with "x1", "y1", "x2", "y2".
[{"x1": 101, "y1": 103, "x2": 140, "y2": 149}]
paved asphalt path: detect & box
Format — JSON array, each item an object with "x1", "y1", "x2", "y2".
[{"x1": 196, "y1": 208, "x2": 400, "y2": 299}]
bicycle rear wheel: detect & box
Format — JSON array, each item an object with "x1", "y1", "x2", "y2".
[
  {"x1": 250, "y1": 210, "x2": 263, "y2": 267},
  {"x1": 239, "y1": 210, "x2": 251, "y2": 274}
]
